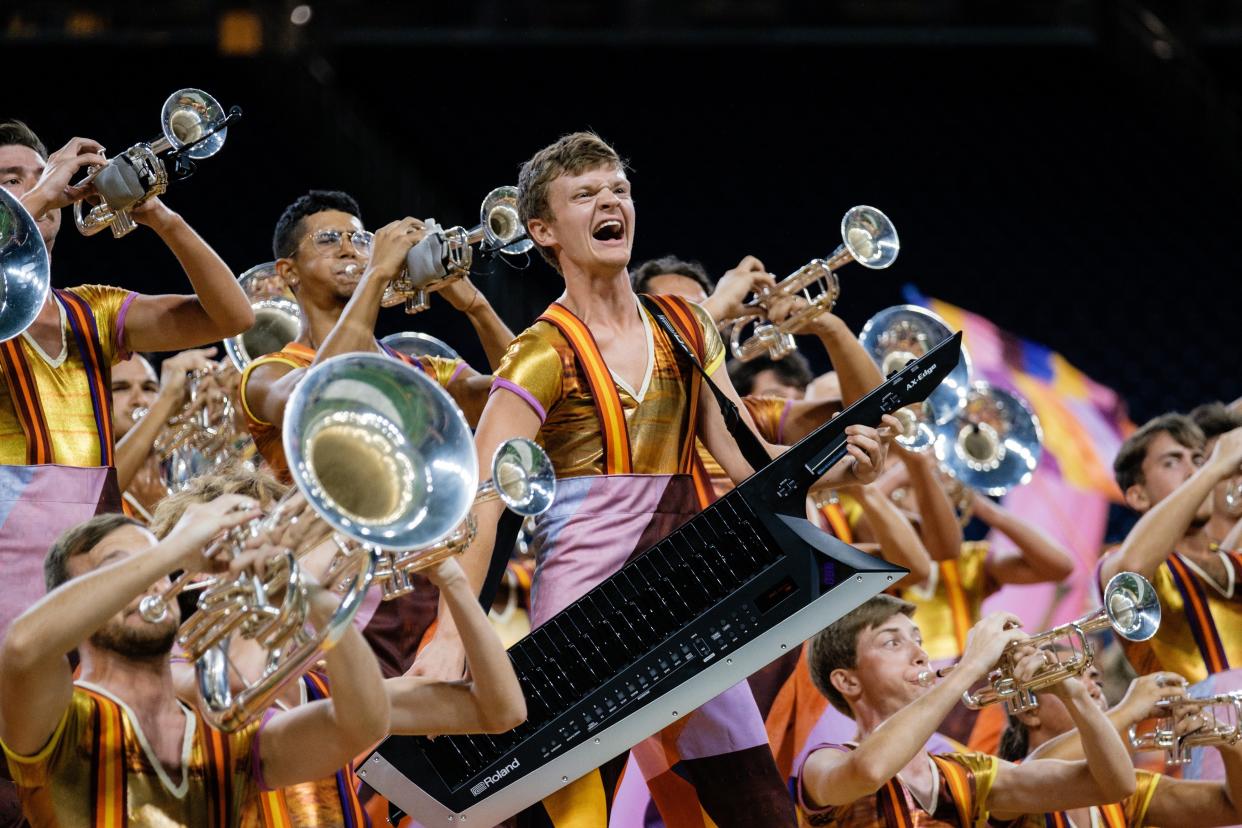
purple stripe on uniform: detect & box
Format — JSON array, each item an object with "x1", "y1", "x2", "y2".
[
  {"x1": 449, "y1": 359, "x2": 468, "y2": 384},
  {"x1": 114, "y1": 291, "x2": 138, "y2": 359},
  {"x1": 56, "y1": 291, "x2": 111, "y2": 464},
  {"x1": 777, "y1": 398, "x2": 793, "y2": 445},
  {"x1": 490, "y1": 377, "x2": 547, "y2": 423}
]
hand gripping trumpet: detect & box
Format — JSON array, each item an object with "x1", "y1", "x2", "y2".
[
  {"x1": 858, "y1": 305, "x2": 971, "y2": 451},
  {"x1": 382, "y1": 186, "x2": 533, "y2": 314},
  {"x1": 918, "y1": 572, "x2": 1161, "y2": 712},
  {"x1": 74, "y1": 88, "x2": 242, "y2": 239},
  {"x1": 726, "y1": 205, "x2": 898, "y2": 362},
  {"x1": 1130, "y1": 692, "x2": 1242, "y2": 765}
]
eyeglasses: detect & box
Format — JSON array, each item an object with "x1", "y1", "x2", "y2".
[{"x1": 301, "y1": 228, "x2": 375, "y2": 257}]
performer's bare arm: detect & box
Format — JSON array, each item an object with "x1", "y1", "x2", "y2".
[
  {"x1": 435, "y1": 276, "x2": 517, "y2": 371},
  {"x1": 975, "y1": 496, "x2": 1076, "y2": 585},
  {"x1": 412, "y1": 388, "x2": 540, "y2": 680},
  {"x1": 848, "y1": 483, "x2": 933, "y2": 584},
  {"x1": 386, "y1": 559, "x2": 526, "y2": 735},
  {"x1": 1102, "y1": 428, "x2": 1242, "y2": 584},
  {"x1": 898, "y1": 447, "x2": 964, "y2": 563},
  {"x1": 0, "y1": 496, "x2": 261, "y2": 755}
]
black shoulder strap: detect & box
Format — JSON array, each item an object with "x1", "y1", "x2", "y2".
[{"x1": 639, "y1": 295, "x2": 771, "y2": 474}]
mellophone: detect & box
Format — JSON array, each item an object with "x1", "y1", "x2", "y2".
[{"x1": 356, "y1": 333, "x2": 964, "y2": 826}]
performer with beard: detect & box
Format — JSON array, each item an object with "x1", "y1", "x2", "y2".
[
  {"x1": 0, "y1": 498, "x2": 389, "y2": 827},
  {"x1": 1102, "y1": 414, "x2": 1242, "y2": 782}
]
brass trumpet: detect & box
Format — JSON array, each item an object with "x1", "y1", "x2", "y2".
[
  {"x1": 727, "y1": 205, "x2": 899, "y2": 362},
  {"x1": 74, "y1": 88, "x2": 242, "y2": 238},
  {"x1": 1130, "y1": 692, "x2": 1242, "y2": 765},
  {"x1": 920, "y1": 572, "x2": 1161, "y2": 712},
  {"x1": 0, "y1": 187, "x2": 50, "y2": 342},
  {"x1": 223, "y1": 262, "x2": 304, "y2": 371},
  {"x1": 382, "y1": 186, "x2": 532, "y2": 314},
  {"x1": 858, "y1": 305, "x2": 971, "y2": 451}
]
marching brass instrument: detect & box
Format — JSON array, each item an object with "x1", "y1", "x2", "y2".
[
  {"x1": 727, "y1": 206, "x2": 899, "y2": 362},
  {"x1": 859, "y1": 305, "x2": 971, "y2": 450},
  {"x1": 223, "y1": 263, "x2": 304, "y2": 371},
  {"x1": 380, "y1": 331, "x2": 460, "y2": 361},
  {"x1": 1130, "y1": 692, "x2": 1242, "y2": 765},
  {"x1": 920, "y1": 572, "x2": 1160, "y2": 712},
  {"x1": 75, "y1": 88, "x2": 242, "y2": 238},
  {"x1": 932, "y1": 382, "x2": 1042, "y2": 521},
  {"x1": 382, "y1": 186, "x2": 532, "y2": 314},
  {"x1": 134, "y1": 368, "x2": 249, "y2": 494},
  {"x1": 0, "y1": 187, "x2": 50, "y2": 341},
  {"x1": 371, "y1": 436, "x2": 556, "y2": 600}
]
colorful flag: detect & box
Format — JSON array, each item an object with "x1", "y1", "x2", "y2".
[{"x1": 903, "y1": 286, "x2": 1135, "y2": 625}]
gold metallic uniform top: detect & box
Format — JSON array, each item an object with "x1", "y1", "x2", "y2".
[
  {"x1": 899, "y1": 542, "x2": 995, "y2": 663},
  {"x1": 1017, "y1": 769, "x2": 1161, "y2": 828},
  {"x1": 493, "y1": 299, "x2": 724, "y2": 477},
  {"x1": 0, "y1": 285, "x2": 132, "y2": 466},
  {"x1": 1, "y1": 684, "x2": 261, "y2": 828}
]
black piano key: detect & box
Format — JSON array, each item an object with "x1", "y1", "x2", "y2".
[
  {"x1": 564, "y1": 614, "x2": 609, "y2": 678},
  {"x1": 688, "y1": 522, "x2": 740, "y2": 585}
]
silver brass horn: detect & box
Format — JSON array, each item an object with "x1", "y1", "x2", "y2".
[
  {"x1": 382, "y1": 185, "x2": 533, "y2": 314},
  {"x1": 380, "y1": 331, "x2": 460, "y2": 361},
  {"x1": 0, "y1": 188, "x2": 50, "y2": 341},
  {"x1": 859, "y1": 305, "x2": 971, "y2": 451},
  {"x1": 284, "y1": 352, "x2": 480, "y2": 550},
  {"x1": 223, "y1": 262, "x2": 304, "y2": 371},
  {"x1": 727, "y1": 205, "x2": 898, "y2": 362},
  {"x1": 933, "y1": 381, "x2": 1042, "y2": 498},
  {"x1": 372, "y1": 436, "x2": 557, "y2": 601},
  {"x1": 75, "y1": 88, "x2": 240, "y2": 239}
]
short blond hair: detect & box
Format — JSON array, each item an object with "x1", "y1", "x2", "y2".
[
  {"x1": 148, "y1": 463, "x2": 288, "y2": 539},
  {"x1": 517, "y1": 131, "x2": 627, "y2": 272}
]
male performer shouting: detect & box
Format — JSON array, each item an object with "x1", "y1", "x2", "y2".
[{"x1": 415, "y1": 132, "x2": 894, "y2": 826}]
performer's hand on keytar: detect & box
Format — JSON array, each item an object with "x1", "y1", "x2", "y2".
[{"x1": 838, "y1": 413, "x2": 901, "y2": 486}]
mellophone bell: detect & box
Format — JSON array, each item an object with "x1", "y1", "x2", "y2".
[
  {"x1": 0, "y1": 186, "x2": 51, "y2": 341},
  {"x1": 145, "y1": 353, "x2": 556, "y2": 731}
]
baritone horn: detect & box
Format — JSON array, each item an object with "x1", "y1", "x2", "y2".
[
  {"x1": 223, "y1": 262, "x2": 304, "y2": 370},
  {"x1": 920, "y1": 572, "x2": 1160, "y2": 712},
  {"x1": 382, "y1": 185, "x2": 533, "y2": 314},
  {"x1": 727, "y1": 205, "x2": 898, "y2": 362},
  {"x1": 75, "y1": 88, "x2": 242, "y2": 238},
  {"x1": 0, "y1": 187, "x2": 50, "y2": 341},
  {"x1": 371, "y1": 436, "x2": 556, "y2": 600},
  {"x1": 176, "y1": 350, "x2": 482, "y2": 731},
  {"x1": 1130, "y1": 692, "x2": 1242, "y2": 765},
  {"x1": 859, "y1": 305, "x2": 971, "y2": 451}
]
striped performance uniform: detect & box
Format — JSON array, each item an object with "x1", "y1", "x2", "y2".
[
  {"x1": 1021, "y1": 770, "x2": 1161, "y2": 828},
  {"x1": 796, "y1": 745, "x2": 1002, "y2": 828},
  {"x1": 1, "y1": 684, "x2": 260, "y2": 828}
]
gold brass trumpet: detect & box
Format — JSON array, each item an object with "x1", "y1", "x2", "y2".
[
  {"x1": 727, "y1": 206, "x2": 898, "y2": 362},
  {"x1": 371, "y1": 436, "x2": 556, "y2": 600},
  {"x1": 0, "y1": 187, "x2": 50, "y2": 342},
  {"x1": 75, "y1": 89, "x2": 241, "y2": 238},
  {"x1": 919, "y1": 572, "x2": 1160, "y2": 712},
  {"x1": 382, "y1": 186, "x2": 532, "y2": 314},
  {"x1": 223, "y1": 262, "x2": 304, "y2": 371},
  {"x1": 1130, "y1": 692, "x2": 1242, "y2": 765}
]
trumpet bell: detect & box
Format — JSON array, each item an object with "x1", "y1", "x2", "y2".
[
  {"x1": 1102, "y1": 571, "x2": 1161, "y2": 642},
  {"x1": 933, "y1": 381, "x2": 1042, "y2": 496},
  {"x1": 839, "y1": 206, "x2": 899, "y2": 270},
  {"x1": 859, "y1": 305, "x2": 971, "y2": 426},
  {"x1": 224, "y1": 263, "x2": 304, "y2": 370},
  {"x1": 284, "y1": 353, "x2": 478, "y2": 550},
  {"x1": 491, "y1": 437, "x2": 556, "y2": 516},
  {"x1": 380, "y1": 331, "x2": 460, "y2": 361},
  {"x1": 160, "y1": 88, "x2": 230, "y2": 160},
  {"x1": 0, "y1": 188, "x2": 50, "y2": 342},
  {"x1": 480, "y1": 186, "x2": 533, "y2": 255}
]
